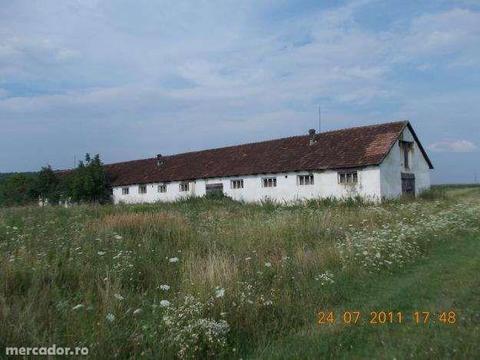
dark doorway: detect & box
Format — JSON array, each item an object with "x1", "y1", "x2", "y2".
[
  {"x1": 401, "y1": 173, "x2": 415, "y2": 196},
  {"x1": 206, "y1": 183, "x2": 224, "y2": 196}
]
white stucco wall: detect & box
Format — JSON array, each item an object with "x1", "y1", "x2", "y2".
[
  {"x1": 112, "y1": 181, "x2": 195, "y2": 204},
  {"x1": 380, "y1": 127, "x2": 431, "y2": 199},
  {"x1": 112, "y1": 167, "x2": 382, "y2": 204}
]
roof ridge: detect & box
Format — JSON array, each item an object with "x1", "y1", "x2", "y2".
[
  {"x1": 104, "y1": 120, "x2": 408, "y2": 167},
  {"x1": 317, "y1": 120, "x2": 408, "y2": 136},
  {"x1": 105, "y1": 157, "x2": 153, "y2": 167}
]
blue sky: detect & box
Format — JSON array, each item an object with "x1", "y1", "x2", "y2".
[{"x1": 0, "y1": 0, "x2": 479, "y2": 183}]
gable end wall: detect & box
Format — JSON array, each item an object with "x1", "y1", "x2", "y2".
[{"x1": 380, "y1": 127, "x2": 431, "y2": 198}]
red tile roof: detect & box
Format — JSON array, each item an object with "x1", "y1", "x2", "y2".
[{"x1": 105, "y1": 121, "x2": 433, "y2": 186}]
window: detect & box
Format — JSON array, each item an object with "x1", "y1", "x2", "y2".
[
  {"x1": 158, "y1": 184, "x2": 167, "y2": 193},
  {"x1": 400, "y1": 141, "x2": 413, "y2": 169},
  {"x1": 262, "y1": 177, "x2": 277, "y2": 188},
  {"x1": 122, "y1": 187, "x2": 129, "y2": 195},
  {"x1": 231, "y1": 179, "x2": 244, "y2": 189},
  {"x1": 298, "y1": 174, "x2": 314, "y2": 186},
  {"x1": 139, "y1": 185, "x2": 147, "y2": 194},
  {"x1": 338, "y1": 171, "x2": 358, "y2": 185},
  {"x1": 179, "y1": 182, "x2": 189, "y2": 192}
]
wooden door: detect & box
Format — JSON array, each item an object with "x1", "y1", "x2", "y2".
[
  {"x1": 206, "y1": 183, "x2": 224, "y2": 196},
  {"x1": 401, "y1": 173, "x2": 415, "y2": 196}
]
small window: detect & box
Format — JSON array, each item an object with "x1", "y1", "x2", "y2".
[
  {"x1": 338, "y1": 171, "x2": 358, "y2": 185},
  {"x1": 179, "y1": 182, "x2": 189, "y2": 192},
  {"x1": 158, "y1": 184, "x2": 167, "y2": 193},
  {"x1": 298, "y1": 174, "x2": 314, "y2": 186},
  {"x1": 139, "y1": 185, "x2": 147, "y2": 194},
  {"x1": 400, "y1": 141, "x2": 413, "y2": 170},
  {"x1": 262, "y1": 177, "x2": 277, "y2": 188},
  {"x1": 231, "y1": 179, "x2": 244, "y2": 189},
  {"x1": 122, "y1": 187, "x2": 129, "y2": 195}
]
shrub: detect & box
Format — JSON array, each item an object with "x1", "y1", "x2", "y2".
[{"x1": 146, "y1": 295, "x2": 230, "y2": 359}]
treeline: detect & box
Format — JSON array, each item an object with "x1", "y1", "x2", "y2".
[
  {"x1": 0, "y1": 154, "x2": 111, "y2": 207},
  {"x1": 0, "y1": 172, "x2": 36, "y2": 182}
]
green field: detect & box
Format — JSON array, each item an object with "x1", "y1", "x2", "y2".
[{"x1": 1, "y1": 187, "x2": 479, "y2": 359}]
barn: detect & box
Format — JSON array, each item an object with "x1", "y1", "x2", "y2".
[{"x1": 106, "y1": 121, "x2": 433, "y2": 204}]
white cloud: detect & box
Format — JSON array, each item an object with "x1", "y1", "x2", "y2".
[
  {"x1": 428, "y1": 140, "x2": 478, "y2": 153},
  {"x1": 397, "y1": 8, "x2": 480, "y2": 63},
  {"x1": 1, "y1": 2, "x2": 478, "y2": 107}
]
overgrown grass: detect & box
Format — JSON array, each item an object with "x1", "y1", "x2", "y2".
[{"x1": 0, "y1": 188, "x2": 479, "y2": 359}]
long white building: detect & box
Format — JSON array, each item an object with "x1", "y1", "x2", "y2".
[{"x1": 107, "y1": 121, "x2": 433, "y2": 204}]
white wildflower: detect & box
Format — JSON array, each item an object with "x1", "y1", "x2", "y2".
[
  {"x1": 161, "y1": 295, "x2": 230, "y2": 358},
  {"x1": 264, "y1": 262, "x2": 272, "y2": 267},
  {"x1": 160, "y1": 300, "x2": 171, "y2": 307},
  {"x1": 160, "y1": 284, "x2": 170, "y2": 291},
  {"x1": 215, "y1": 287, "x2": 225, "y2": 298},
  {"x1": 169, "y1": 257, "x2": 179, "y2": 263},
  {"x1": 316, "y1": 271, "x2": 335, "y2": 285},
  {"x1": 106, "y1": 313, "x2": 115, "y2": 322},
  {"x1": 133, "y1": 308, "x2": 142, "y2": 315}
]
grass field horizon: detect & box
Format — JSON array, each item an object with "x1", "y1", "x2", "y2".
[{"x1": 1, "y1": 186, "x2": 479, "y2": 359}]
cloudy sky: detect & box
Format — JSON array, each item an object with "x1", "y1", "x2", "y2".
[{"x1": 1, "y1": 0, "x2": 479, "y2": 183}]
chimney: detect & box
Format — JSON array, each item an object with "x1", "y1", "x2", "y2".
[
  {"x1": 156, "y1": 154, "x2": 164, "y2": 167},
  {"x1": 308, "y1": 129, "x2": 317, "y2": 145}
]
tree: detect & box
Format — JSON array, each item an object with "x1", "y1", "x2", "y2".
[
  {"x1": 0, "y1": 173, "x2": 37, "y2": 206},
  {"x1": 69, "y1": 153, "x2": 110, "y2": 203},
  {"x1": 35, "y1": 166, "x2": 60, "y2": 204}
]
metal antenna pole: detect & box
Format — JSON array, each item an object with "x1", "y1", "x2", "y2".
[{"x1": 318, "y1": 105, "x2": 321, "y2": 133}]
